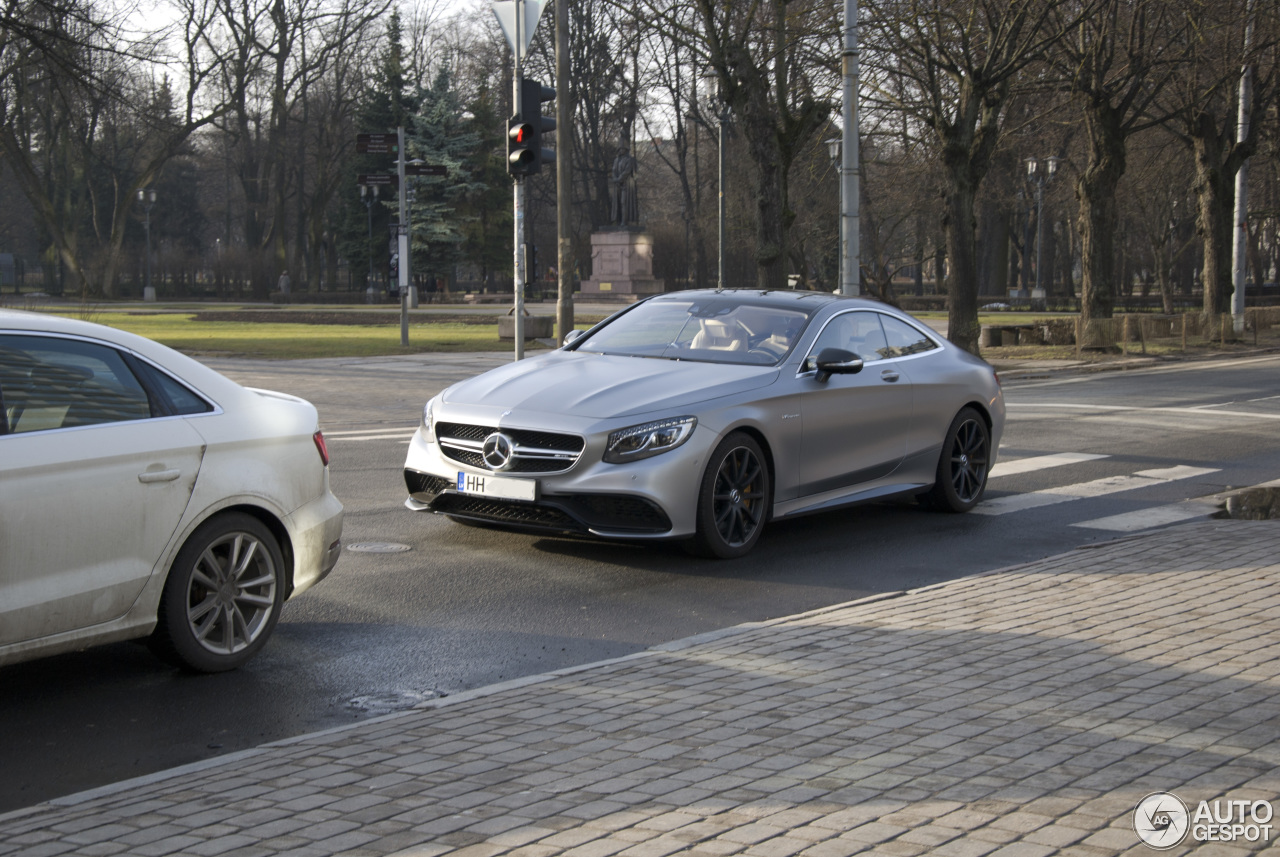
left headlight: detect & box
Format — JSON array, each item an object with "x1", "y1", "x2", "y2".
[{"x1": 604, "y1": 416, "x2": 697, "y2": 464}]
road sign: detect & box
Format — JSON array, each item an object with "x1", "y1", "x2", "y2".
[
  {"x1": 357, "y1": 133, "x2": 398, "y2": 154},
  {"x1": 491, "y1": 0, "x2": 546, "y2": 60},
  {"x1": 358, "y1": 173, "x2": 397, "y2": 186},
  {"x1": 405, "y1": 164, "x2": 447, "y2": 176}
]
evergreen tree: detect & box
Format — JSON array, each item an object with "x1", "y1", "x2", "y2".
[
  {"x1": 407, "y1": 64, "x2": 484, "y2": 287},
  {"x1": 457, "y1": 81, "x2": 512, "y2": 291},
  {"x1": 336, "y1": 11, "x2": 417, "y2": 291}
]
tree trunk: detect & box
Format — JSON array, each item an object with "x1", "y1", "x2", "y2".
[
  {"x1": 978, "y1": 201, "x2": 1009, "y2": 299},
  {"x1": 942, "y1": 179, "x2": 981, "y2": 354},
  {"x1": 1075, "y1": 101, "x2": 1126, "y2": 324},
  {"x1": 1190, "y1": 120, "x2": 1234, "y2": 314}
]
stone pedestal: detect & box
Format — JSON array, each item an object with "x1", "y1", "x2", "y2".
[{"x1": 579, "y1": 229, "x2": 666, "y2": 297}]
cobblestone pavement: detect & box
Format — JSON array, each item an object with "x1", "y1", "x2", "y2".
[{"x1": 2, "y1": 519, "x2": 1277, "y2": 857}]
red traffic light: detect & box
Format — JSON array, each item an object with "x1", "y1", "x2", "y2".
[{"x1": 508, "y1": 120, "x2": 537, "y2": 174}]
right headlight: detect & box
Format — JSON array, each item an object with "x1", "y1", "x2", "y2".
[
  {"x1": 420, "y1": 396, "x2": 440, "y2": 442},
  {"x1": 603, "y1": 416, "x2": 697, "y2": 464}
]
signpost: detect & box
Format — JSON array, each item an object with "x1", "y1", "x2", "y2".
[
  {"x1": 492, "y1": 0, "x2": 549, "y2": 360},
  {"x1": 356, "y1": 133, "x2": 398, "y2": 154},
  {"x1": 357, "y1": 136, "x2": 445, "y2": 334}
]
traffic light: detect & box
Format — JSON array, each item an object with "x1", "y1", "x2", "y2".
[{"x1": 507, "y1": 77, "x2": 556, "y2": 177}]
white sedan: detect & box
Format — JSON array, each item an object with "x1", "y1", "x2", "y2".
[{"x1": 0, "y1": 309, "x2": 343, "y2": 672}]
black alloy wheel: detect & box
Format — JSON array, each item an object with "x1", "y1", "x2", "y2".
[
  {"x1": 690, "y1": 432, "x2": 771, "y2": 558},
  {"x1": 924, "y1": 406, "x2": 991, "y2": 512}
]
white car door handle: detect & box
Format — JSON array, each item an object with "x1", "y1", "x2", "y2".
[
  {"x1": 138, "y1": 469, "x2": 182, "y2": 484},
  {"x1": 880, "y1": 370, "x2": 901, "y2": 382}
]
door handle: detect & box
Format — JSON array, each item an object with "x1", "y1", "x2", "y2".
[
  {"x1": 138, "y1": 469, "x2": 182, "y2": 484},
  {"x1": 880, "y1": 370, "x2": 901, "y2": 383}
]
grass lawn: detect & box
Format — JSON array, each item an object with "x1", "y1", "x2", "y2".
[{"x1": 46, "y1": 311, "x2": 546, "y2": 359}]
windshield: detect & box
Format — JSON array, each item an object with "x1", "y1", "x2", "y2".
[{"x1": 574, "y1": 297, "x2": 813, "y2": 365}]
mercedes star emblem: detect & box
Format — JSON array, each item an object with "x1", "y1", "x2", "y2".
[{"x1": 482, "y1": 432, "x2": 516, "y2": 471}]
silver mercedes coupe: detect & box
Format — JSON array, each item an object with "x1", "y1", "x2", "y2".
[{"x1": 404, "y1": 289, "x2": 1004, "y2": 558}]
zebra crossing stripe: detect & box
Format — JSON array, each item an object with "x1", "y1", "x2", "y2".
[
  {"x1": 1071, "y1": 501, "x2": 1222, "y2": 532},
  {"x1": 989, "y1": 452, "x2": 1109, "y2": 479},
  {"x1": 974, "y1": 465, "x2": 1220, "y2": 516},
  {"x1": 325, "y1": 428, "x2": 417, "y2": 441}
]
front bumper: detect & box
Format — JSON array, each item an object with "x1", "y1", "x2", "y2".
[{"x1": 402, "y1": 425, "x2": 708, "y2": 540}]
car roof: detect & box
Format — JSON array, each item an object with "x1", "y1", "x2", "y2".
[
  {"x1": 0, "y1": 308, "x2": 243, "y2": 400},
  {"x1": 647, "y1": 289, "x2": 889, "y2": 313}
]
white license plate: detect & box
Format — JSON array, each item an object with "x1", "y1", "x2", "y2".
[{"x1": 456, "y1": 471, "x2": 537, "y2": 502}]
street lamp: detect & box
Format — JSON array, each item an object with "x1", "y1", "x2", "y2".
[
  {"x1": 702, "y1": 75, "x2": 730, "y2": 291},
  {"x1": 360, "y1": 183, "x2": 379, "y2": 299},
  {"x1": 826, "y1": 137, "x2": 842, "y2": 291},
  {"x1": 137, "y1": 188, "x2": 157, "y2": 301},
  {"x1": 1025, "y1": 156, "x2": 1059, "y2": 299}
]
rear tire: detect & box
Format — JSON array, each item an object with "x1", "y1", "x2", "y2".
[
  {"x1": 923, "y1": 407, "x2": 990, "y2": 513},
  {"x1": 688, "y1": 432, "x2": 770, "y2": 559},
  {"x1": 150, "y1": 513, "x2": 286, "y2": 673}
]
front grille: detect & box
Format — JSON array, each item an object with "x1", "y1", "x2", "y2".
[
  {"x1": 432, "y1": 494, "x2": 580, "y2": 530},
  {"x1": 421, "y1": 488, "x2": 671, "y2": 536},
  {"x1": 436, "y1": 423, "x2": 585, "y2": 474}
]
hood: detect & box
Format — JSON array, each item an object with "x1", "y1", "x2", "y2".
[{"x1": 442, "y1": 350, "x2": 778, "y2": 419}]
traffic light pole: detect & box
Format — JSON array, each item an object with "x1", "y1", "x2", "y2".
[
  {"x1": 398, "y1": 125, "x2": 409, "y2": 346},
  {"x1": 511, "y1": 0, "x2": 526, "y2": 360}
]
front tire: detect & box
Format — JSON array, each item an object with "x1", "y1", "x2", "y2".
[
  {"x1": 924, "y1": 407, "x2": 991, "y2": 512},
  {"x1": 150, "y1": 512, "x2": 286, "y2": 673},
  {"x1": 689, "y1": 432, "x2": 771, "y2": 559}
]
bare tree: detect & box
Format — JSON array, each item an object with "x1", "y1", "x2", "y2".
[
  {"x1": 615, "y1": 0, "x2": 838, "y2": 290},
  {"x1": 1157, "y1": 0, "x2": 1280, "y2": 314},
  {"x1": 863, "y1": 0, "x2": 1097, "y2": 353},
  {"x1": 214, "y1": 0, "x2": 388, "y2": 297},
  {"x1": 0, "y1": 0, "x2": 233, "y2": 296},
  {"x1": 1045, "y1": 0, "x2": 1193, "y2": 332}
]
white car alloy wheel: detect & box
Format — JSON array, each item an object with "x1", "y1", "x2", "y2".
[{"x1": 151, "y1": 513, "x2": 286, "y2": 673}]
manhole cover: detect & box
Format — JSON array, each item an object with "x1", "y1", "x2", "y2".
[{"x1": 346, "y1": 542, "x2": 413, "y2": 554}]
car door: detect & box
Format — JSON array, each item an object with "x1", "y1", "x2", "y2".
[
  {"x1": 797, "y1": 310, "x2": 912, "y2": 498},
  {"x1": 0, "y1": 334, "x2": 206, "y2": 645}
]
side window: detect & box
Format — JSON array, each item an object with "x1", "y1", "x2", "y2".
[
  {"x1": 0, "y1": 335, "x2": 153, "y2": 434},
  {"x1": 803, "y1": 311, "x2": 888, "y2": 371},
  {"x1": 133, "y1": 360, "x2": 213, "y2": 416},
  {"x1": 879, "y1": 315, "x2": 939, "y2": 358}
]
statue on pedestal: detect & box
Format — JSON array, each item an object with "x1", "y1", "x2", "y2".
[{"x1": 609, "y1": 146, "x2": 640, "y2": 228}]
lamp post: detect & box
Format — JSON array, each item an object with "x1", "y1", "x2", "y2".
[
  {"x1": 702, "y1": 76, "x2": 730, "y2": 291},
  {"x1": 826, "y1": 137, "x2": 843, "y2": 291},
  {"x1": 405, "y1": 159, "x2": 425, "y2": 309},
  {"x1": 1025, "y1": 156, "x2": 1059, "y2": 300},
  {"x1": 361, "y1": 183, "x2": 379, "y2": 301},
  {"x1": 137, "y1": 188, "x2": 156, "y2": 302}
]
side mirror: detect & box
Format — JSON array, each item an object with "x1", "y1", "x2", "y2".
[
  {"x1": 562, "y1": 328, "x2": 586, "y2": 347},
  {"x1": 814, "y1": 347, "x2": 864, "y2": 382}
]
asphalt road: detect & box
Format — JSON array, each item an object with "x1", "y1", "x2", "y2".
[{"x1": 2, "y1": 351, "x2": 1278, "y2": 812}]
